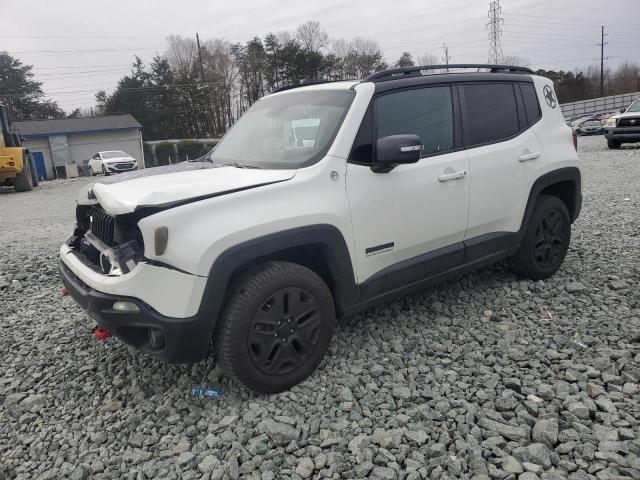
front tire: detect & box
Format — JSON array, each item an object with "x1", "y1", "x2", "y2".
[
  {"x1": 215, "y1": 262, "x2": 336, "y2": 393},
  {"x1": 102, "y1": 165, "x2": 110, "y2": 176},
  {"x1": 607, "y1": 138, "x2": 621, "y2": 149},
  {"x1": 13, "y1": 156, "x2": 34, "y2": 192},
  {"x1": 511, "y1": 195, "x2": 571, "y2": 280}
]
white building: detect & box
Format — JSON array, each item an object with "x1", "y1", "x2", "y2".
[{"x1": 14, "y1": 115, "x2": 143, "y2": 180}]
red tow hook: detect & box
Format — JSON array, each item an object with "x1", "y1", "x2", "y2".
[
  {"x1": 61, "y1": 287, "x2": 70, "y2": 296},
  {"x1": 94, "y1": 326, "x2": 113, "y2": 340}
]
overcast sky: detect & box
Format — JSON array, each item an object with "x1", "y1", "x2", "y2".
[{"x1": 3, "y1": 0, "x2": 639, "y2": 112}]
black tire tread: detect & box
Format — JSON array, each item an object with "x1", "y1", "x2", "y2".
[
  {"x1": 511, "y1": 195, "x2": 570, "y2": 280},
  {"x1": 215, "y1": 261, "x2": 335, "y2": 393},
  {"x1": 607, "y1": 139, "x2": 621, "y2": 149},
  {"x1": 13, "y1": 156, "x2": 34, "y2": 192}
]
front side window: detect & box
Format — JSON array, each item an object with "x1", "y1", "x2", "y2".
[
  {"x1": 463, "y1": 83, "x2": 519, "y2": 146},
  {"x1": 375, "y1": 86, "x2": 454, "y2": 157},
  {"x1": 210, "y1": 90, "x2": 354, "y2": 169}
]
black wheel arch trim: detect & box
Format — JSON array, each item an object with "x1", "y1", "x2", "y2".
[
  {"x1": 198, "y1": 224, "x2": 359, "y2": 335},
  {"x1": 519, "y1": 166, "x2": 582, "y2": 233}
]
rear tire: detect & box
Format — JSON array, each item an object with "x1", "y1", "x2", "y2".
[
  {"x1": 13, "y1": 156, "x2": 34, "y2": 192},
  {"x1": 215, "y1": 262, "x2": 336, "y2": 393},
  {"x1": 607, "y1": 139, "x2": 621, "y2": 149},
  {"x1": 511, "y1": 195, "x2": 571, "y2": 280}
]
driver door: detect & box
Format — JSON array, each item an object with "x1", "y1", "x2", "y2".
[{"x1": 346, "y1": 85, "x2": 470, "y2": 295}]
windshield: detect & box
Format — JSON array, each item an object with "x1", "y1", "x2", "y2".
[
  {"x1": 102, "y1": 151, "x2": 129, "y2": 159},
  {"x1": 626, "y1": 100, "x2": 640, "y2": 113},
  {"x1": 583, "y1": 120, "x2": 601, "y2": 126},
  {"x1": 209, "y1": 90, "x2": 355, "y2": 169}
]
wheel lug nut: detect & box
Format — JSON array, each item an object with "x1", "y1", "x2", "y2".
[
  {"x1": 290, "y1": 329, "x2": 294, "y2": 333},
  {"x1": 282, "y1": 338, "x2": 286, "y2": 342}
]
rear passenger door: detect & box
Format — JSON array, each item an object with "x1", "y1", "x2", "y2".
[
  {"x1": 460, "y1": 82, "x2": 547, "y2": 242},
  {"x1": 346, "y1": 85, "x2": 470, "y2": 289}
]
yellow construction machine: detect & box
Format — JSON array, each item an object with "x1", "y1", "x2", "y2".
[{"x1": 0, "y1": 104, "x2": 38, "y2": 192}]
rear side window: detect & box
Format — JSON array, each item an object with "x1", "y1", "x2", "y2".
[
  {"x1": 520, "y1": 83, "x2": 541, "y2": 125},
  {"x1": 462, "y1": 83, "x2": 519, "y2": 146},
  {"x1": 375, "y1": 86, "x2": 454, "y2": 156}
]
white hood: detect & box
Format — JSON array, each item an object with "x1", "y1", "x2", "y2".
[
  {"x1": 78, "y1": 164, "x2": 296, "y2": 215},
  {"x1": 611, "y1": 110, "x2": 640, "y2": 121}
]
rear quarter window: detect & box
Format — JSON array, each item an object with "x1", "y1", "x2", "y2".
[
  {"x1": 520, "y1": 83, "x2": 542, "y2": 125},
  {"x1": 462, "y1": 83, "x2": 519, "y2": 146}
]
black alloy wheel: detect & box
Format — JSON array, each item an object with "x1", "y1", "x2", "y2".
[
  {"x1": 216, "y1": 262, "x2": 335, "y2": 393},
  {"x1": 532, "y1": 209, "x2": 567, "y2": 270},
  {"x1": 248, "y1": 286, "x2": 322, "y2": 376},
  {"x1": 511, "y1": 195, "x2": 571, "y2": 280}
]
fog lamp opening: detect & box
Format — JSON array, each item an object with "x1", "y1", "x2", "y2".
[
  {"x1": 149, "y1": 328, "x2": 165, "y2": 349},
  {"x1": 112, "y1": 301, "x2": 140, "y2": 312}
]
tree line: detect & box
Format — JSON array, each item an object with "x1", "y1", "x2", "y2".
[{"x1": 1, "y1": 21, "x2": 639, "y2": 138}]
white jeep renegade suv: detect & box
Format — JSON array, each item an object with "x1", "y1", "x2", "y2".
[{"x1": 60, "y1": 64, "x2": 581, "y2": 393}]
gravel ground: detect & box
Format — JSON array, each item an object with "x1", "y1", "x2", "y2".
[{"x1": 1, "y1": 135, "x2": 639, "y2": 480}]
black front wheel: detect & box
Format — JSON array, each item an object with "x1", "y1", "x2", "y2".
[
  {"x1": 511, "y1": 195, "x2": 571, "y2": 280},
  {"x1": 215, "y1": 262, "x2": 335, "y2": 393},
  {"x1": 607, "y1": 138, "x2": 621, "y2": 149}
]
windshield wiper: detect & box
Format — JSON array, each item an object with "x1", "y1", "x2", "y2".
[{"x1": 215, "y1": 162, "x2": 260, "y2": 169}]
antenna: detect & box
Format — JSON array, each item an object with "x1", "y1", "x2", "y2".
[{"x1": 487, "y1": 0, "x2": 504, "y2": 64}]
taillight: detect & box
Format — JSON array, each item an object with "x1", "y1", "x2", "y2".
[{"x1": 572, "y1": 131, "x2": 578, "y2": 150}]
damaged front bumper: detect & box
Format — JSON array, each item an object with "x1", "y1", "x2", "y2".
[{"x1": 59, "y1": 242, "x2": 211, "y2": 362}]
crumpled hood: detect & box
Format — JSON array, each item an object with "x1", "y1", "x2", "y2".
[{"x1": 78, "y1": 162, "x2": 296, "y2": 215}]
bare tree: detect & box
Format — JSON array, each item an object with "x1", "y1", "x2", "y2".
[
  {"x1": 202, "y1": 38, "x2": 237, "y2": 133},
  {"x1": 165, "y1": 35, "x2": 197, "y2": 79},
  {"x1": 295, "y1": 21, "x2": 329, "y2": 52},
  {"x1": 417, "y1": 52, "x2": 439, "y2": 66},
  {"x1": 502, "y1": 55, "x2": 529, "y2": 67}
]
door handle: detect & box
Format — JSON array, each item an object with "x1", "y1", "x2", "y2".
[
  {"x1": 438, "y1": 170, "x2": 467, "y2": 182},
  {"x1": 518, "y1": 151, "x2": 541, "y2": 162}
]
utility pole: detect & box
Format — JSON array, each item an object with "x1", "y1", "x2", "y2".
[
  {"x1": 599, "y1": 26, "x2": 607, "y2": 97},
  {"x1": 442, "y1": 43, "x2": 451, "y2": 72},
  {"x1": 487, "y1": 0, "x2": 504, "y2": 64}
]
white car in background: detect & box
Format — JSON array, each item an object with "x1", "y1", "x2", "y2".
[{"x1": 88, "y1": 151, "x2": 138, "y2": 176}]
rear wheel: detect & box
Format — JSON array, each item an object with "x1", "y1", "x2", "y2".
[
  {"x1": 215, "y1": 262, "x2": 336, "y2": 393},
  {"x1": 607, "y1": 138, "x2": 621, "y2": 149},
  {"x1": 13, "y1": 156, "x2": 34, "y2": 192},
  {"x1": 511, "y1": 195, "x2": 571, "y2": 280}
]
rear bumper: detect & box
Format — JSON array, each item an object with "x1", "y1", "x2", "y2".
[
  {"x1": 604, "y1": 127, "x2": 640, "y2": 142},
  {"x1": 59, "y1": 259, "x2": 212, "y2": 362}
]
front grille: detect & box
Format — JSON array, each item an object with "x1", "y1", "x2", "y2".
[
  {"x1": 113, "y1": 162, "x2": 134, "y2": 169},
  {"x1": 90, "y1": 207, "x2": 115, "y2": 246},
  {"x1": 618, "y1": 117, "x2": 640, "y2": 127}
]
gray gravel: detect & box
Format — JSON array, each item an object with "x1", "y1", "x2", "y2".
[{"x1": 1, "y1": 136, "x2": 639, "y2": 480}]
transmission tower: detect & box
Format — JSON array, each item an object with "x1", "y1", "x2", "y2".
[{"x1": 486, "y1": 0, "x2": 504, "y2": 64}]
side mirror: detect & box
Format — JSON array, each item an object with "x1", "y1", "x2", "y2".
[
  {"x1": 620, "y1": 108, "x2": 626, "y2": 113},
  {"x1": 373, "y1": 134, "x2": 422, "y2": 173}
]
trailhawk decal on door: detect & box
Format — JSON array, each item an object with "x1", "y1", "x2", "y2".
[{"x1": 365, "y1": 242, "x2": 395, "y2": 257}]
